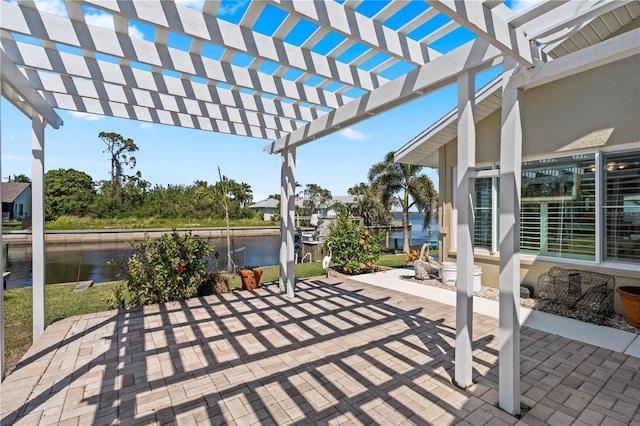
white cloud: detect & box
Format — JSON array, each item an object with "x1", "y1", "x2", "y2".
[
  {"x1": 128, "y1": 25, "x2": 145, "y2": 40},
  {"x1": 82, "y1": 8, "x2": 145, "y2": 40},
  {"x1": 140, "y1": 122, "x2": 153, "y2": 130},
  {"x1": 33, "y1": 0, "x2": 68, "y2": 17},
  {"x1": 340, "y1": 128, "x2": 371, "y2": 141},
  {"x1": 508, "y1": 0, "x2": 544, "y2": 13},
  {"x1": 84, "y1": 10, "x2": 114, "y2": 31},
  {"x1": 3, "y1": 155, "x2": 25, "y2": 161},
  {"x1": 69, "y1": 111, "x2": 102, "y2": 121}
]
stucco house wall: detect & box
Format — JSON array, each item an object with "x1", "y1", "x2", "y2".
[{"x1": 437, "y1": 56, "x2": 640, "y2": 313}]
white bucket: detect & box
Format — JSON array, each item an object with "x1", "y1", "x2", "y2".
[
  {"x1": 442, "y1": 262, "x2": 457, "y2": 287},
  {"x1": 441, "y1": 262, "x2": 482, "y2": 292}
]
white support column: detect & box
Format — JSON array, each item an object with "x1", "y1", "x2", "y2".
[
  {"x1": 498, "y1": 59, "x2": 523, "y2": 416},
  {"x1": 32, "y1": 115, "x2": 46, "y2": 341},
  {"x1": 279, "y1": 148, "x2": 296, "y2": 298},
  {"x1": 0, "y1": 99, "x2": 4, "y2": 382},
  {"x1": 279, "y1": 154, "x2": 287, "y2": 293},
  {"x1": 455, "y1": 71, "x2": 476, "y2": 389}
]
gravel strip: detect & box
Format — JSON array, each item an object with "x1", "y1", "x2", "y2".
[{"x1": 400, "y1": 274, "x2": 639, "y2": 334}]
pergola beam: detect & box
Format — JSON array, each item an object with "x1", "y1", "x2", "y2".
[
  {"x1": 0, "y1": 49, "x2": 63, "y2": 128},
  {"x1": 425, "y1": 1, "x2": 536, "y2": 68},
  {"x1": 265, "y1": 39, "x2": 502, "y2": 154}
]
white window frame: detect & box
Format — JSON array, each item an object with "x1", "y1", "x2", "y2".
[{"x1": 451, "y1": 145, "x2": 638, "y2": 271}]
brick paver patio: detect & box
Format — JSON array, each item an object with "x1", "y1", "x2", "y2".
[{"x1": 1, "y1": 277, "x2": 639, "y2": 425}]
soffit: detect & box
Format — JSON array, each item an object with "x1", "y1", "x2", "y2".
[{"x1": 393, "y1": 1, "x2": 640, "y2": 168}]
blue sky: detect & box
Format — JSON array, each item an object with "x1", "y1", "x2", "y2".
[{"x1": 1, "y1": 0, "x2": 534, "y2": 202}]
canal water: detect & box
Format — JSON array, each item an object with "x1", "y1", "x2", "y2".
[
  {"x1": 390, "y1": 213, "x2": 439, "y2": 247},
  {"x1": 5, "y1": 236, "x2": 280, "y2": 289},
  {"x1": 5, "y1": 216, "x2": 438, "y2": 289}
]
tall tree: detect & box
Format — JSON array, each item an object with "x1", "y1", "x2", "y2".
[
  {"x1": 230, "y1": 181, "x2": 253, "y2": 209},
  {"x1": 8, "y1": 174, "x2": 31, "y2": 183},
  {"x1": 44, "y1": 168, "x2": 96, "y2": 220},
  {"x1": 195, "y1": 169, "x2": 248, "y2": 272},
  {"x1": 348, "y1": 182, "x2": 390, "y2": 227},
  {"x1": 368, "y1": 152, "x2": 437, "y2": 253},
  {"x1": 302, "y1": 183, "x2": 332, "y2": 216},
  {"x1": 99, "y1": 132, "x2": 139, "y2": 202}
]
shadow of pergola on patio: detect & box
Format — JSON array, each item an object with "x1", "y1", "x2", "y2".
[{"x1": 1, "y1": 277, "x2": 638, "y2": 425}]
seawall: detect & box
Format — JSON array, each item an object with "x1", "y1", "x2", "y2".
[{"x1": 1, "y1": 227, "x2": 280, "y2": 246}]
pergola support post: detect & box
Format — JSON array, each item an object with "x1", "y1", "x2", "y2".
[
  {"x1": 0, "y1": 100, "x2": 4, "y2": 382},
  {"x1": 498, "y1": 59, "x2": 523, "y2": 416},
  {"x1": 455, "y1": 71, "x2": 476, "y2": 389},
  {"x1": 32, "y1": 115, "x2": 46, "y2": 341},
  {"x1": 279, "y1": 148, "x2": 296, "y2": 298}
]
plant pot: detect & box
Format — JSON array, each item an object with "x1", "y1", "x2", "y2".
[
  {"x1": 252, "y1": 268, "x2": 263, "y2": 287},
  {"x1": 617, "y1": 286, "x2": 640, "y2": 327},
  {"x1": 239, "y1": 270, "x2": 255, "y2": 290}
]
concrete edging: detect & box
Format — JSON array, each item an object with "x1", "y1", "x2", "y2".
[{"x1": 350, "y1": 268, "x2": 640, "y2": 358}]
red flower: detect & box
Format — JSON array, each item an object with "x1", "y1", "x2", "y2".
[{"x1": 176, "y1": 266, "x2": 185, "y2": 274}]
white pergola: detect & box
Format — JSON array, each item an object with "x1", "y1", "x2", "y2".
[{"x1": 1, "y1": 0, "x2": 638, "y2": 415}]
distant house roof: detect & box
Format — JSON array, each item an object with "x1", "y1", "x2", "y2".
[
  {"x1": 249, "y1": 195, "x2": 357, "y2": 211},
  {"x1": 329, "y1": 195, "x2": 356, "y2": 206},
  {"x1": 249, "y1": 198, "x2": 280, "y2": 209},
  {"x1": 1, "y1": 182, "x2": 30, "y2": 203}
]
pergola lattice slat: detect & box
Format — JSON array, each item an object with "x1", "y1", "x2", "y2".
[
  {"x1": 8, "y1": 41, "x2": 312, "y2": 132},
  {"x1": 1, "y1": 2, "x2": 349, "y2": 109},
  {"x1": 265, "y1": 39, "x2": 503, "y2": 153},
  {"x1": 0, "y1": 48, "x2": 63, "y2": 128},
  {"x1": 426, "y1": 0, "x2": 536, "y2": 68},
  {"x1": 80, "y1": 0, "x2": 387, "y2": 92},
  {"x1": 273, "y1": 0, "x2": 440, "y2": 65}
]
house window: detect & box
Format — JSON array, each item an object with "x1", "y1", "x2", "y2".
[
  {"x1": 18, "y1": 204, "x2": 24, "y2": 217},
  {"x1": 520, "y1": 155, "x2": 596, "y2": 260},
  {"x1": 473, "y1": 177, "x2": 493, "y2": 249},
  {"x1": 603, "y1": 151, "x2": 640, "y2": 262},
  {"x1": 460, "y1": 151, "x2": 640, "y2": 264}
]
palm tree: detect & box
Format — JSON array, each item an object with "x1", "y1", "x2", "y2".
[
  {"x1": 368, "y1": 152, "x2": 438, "y2": 253},
  {"x1": 195, "y1": 168, "x2": 234, "y2": 272},
  {"x1": 348, "y1": 182, "x2": 390, "y2": 227}
]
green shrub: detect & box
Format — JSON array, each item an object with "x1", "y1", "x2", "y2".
[
  {"x1": 198, "y1": 271, "x2": 231, "y2": 296},
  {"x1": 118, "y1": 230, "x2": 214, "y2": 307},
  {"x1": 323, "y1": 206, "x2": 383, "y2": 275}
]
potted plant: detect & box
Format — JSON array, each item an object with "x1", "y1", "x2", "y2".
[
  {"x1": 239, "y1": 266, "x2": 263, "y2": 290},
  {"x1": 616, "y1": 286, "x2": 640, "y2": 327}
]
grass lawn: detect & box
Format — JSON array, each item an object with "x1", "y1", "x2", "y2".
[
  {"x1": 3, "y1": 283, "x2": 119, "y2": 374},
  {"x1": 44, "y1": 216, "x2": 277, "y2": 230},
  {"x1": 3, "y1": 254, "x2": 410, "y2": 376},
  {"x1": 2, "y1": 221, "x2": 23, "y2": 231}
]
